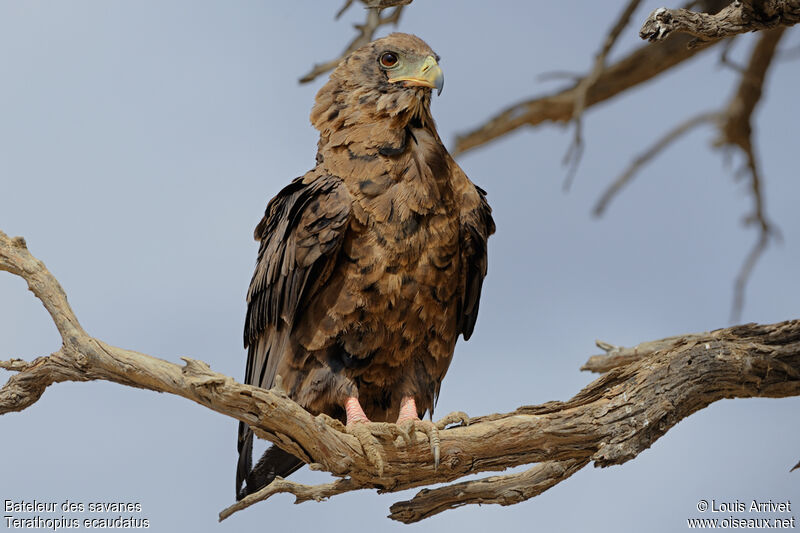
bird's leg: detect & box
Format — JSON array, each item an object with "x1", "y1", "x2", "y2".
[
  {"x1": 344, "y1": 396, "x2": 370, "y2": 425},
  {"x1": 396, "y1": 395, "x2": 419, "y2": 424},
  {"x1": 342, "y1": 395, "x2": 407, "y2": 476},
  {"x1": 396, "y1": 396, "x2": 441, "y2": 469}
]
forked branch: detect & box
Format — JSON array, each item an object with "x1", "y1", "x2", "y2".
[{"x1": 1, "y1": 229, "x2": 798, "y2": 523}]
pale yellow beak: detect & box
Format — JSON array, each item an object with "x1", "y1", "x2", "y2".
[{"x1": 388, "y1": 55, "x2": 444, "y2": 95}]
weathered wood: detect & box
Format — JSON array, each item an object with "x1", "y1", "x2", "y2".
[
  {"x1": 640, "y1": 1, "x2": 800, "y2": 43},
  {"x1": 2, "y1": 229, "x2": 798, "y2": 523}
]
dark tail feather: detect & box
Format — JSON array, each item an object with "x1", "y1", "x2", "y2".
[
  {"x1": 236, "y1": 423, "x2": 304, "y2": 500},
  {"x1": 236, "y1": 421, "x2": 254, "y2": 499}
]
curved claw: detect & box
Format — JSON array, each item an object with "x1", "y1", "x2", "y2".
[
  {"x1": 397, "y1": 419, "x2": 440, "y2": 470},
  {"x1": 388, "y1": 423, "x2": 413, "y2": 446},
  {"x1": 435, "y1": 410, "x2": 470, "y2": 430},
  {"x1": 420, "y1": 421, "x2": 440, "y2": 469},
  {"x1": 396, "y1": 419, "x2": 418, "y2": 444}
]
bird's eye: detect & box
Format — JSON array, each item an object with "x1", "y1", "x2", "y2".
[{"x1": 379, "y1": 52, "x2": 399, "y2": 68}]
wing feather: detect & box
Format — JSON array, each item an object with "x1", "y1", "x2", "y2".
[
  {"x1": 237, "y1": 173, "x2": 351, "y2": 496},
  {"x1": 243, "y1": 173, "x2": 352, "y2": 387},
  {"x1": 458, "y1": 184, "x2": 495, "y2": 340}
]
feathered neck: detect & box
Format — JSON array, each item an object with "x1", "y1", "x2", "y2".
[{"x1": 310, "y1": 76, "x2": 436, "y2": 144}]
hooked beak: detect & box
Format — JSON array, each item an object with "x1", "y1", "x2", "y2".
[{"x1": 388, "y1": 55, "x2": 444, "y2": 96}]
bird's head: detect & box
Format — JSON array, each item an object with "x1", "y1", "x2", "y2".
[
  {"x1": 311, "y1": 33, "x2": 444, "y2": 134},
  {"x1": 369, "y1": 33, "x2": 444, "y2": 96}
]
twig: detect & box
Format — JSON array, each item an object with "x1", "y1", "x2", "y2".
[
  {"x1": 454, "y1": 34, "x2": 719, "y2": 155},
  {"x1": 299, "y1": 0, "x2": 408, "y2": 84},
  {"x1": 453, "y1": 0, "x2": 734, "y2": 155},
  {"x1": 713, "y1": 27, "x2": 786, "y2": 321},
  {"x1": 718, "y1": 36, "x2": 748, "y2": 73},
  {"x1": 0, "y1": 359, "x2": 32, "y2": 372},
  {"x1": 563, "y1": 0, "x2": 644, "y2": 191},
  {"x1": 219, "y1": 477, "x2": 361, "y2": 520},
  {"x1": 592, "y1": 111, "x2": 721, "y2": 217},
  {"x1": 595, "y1": 26, "x2": 785, "y2": 321},
  {"x1": 582, "y1": 333, "x2": 709, "y2": 373},
  {"x1": 362, "y1": 0, "x2": 412, "y2": 7}
]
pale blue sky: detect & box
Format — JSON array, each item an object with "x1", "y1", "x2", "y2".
[{"x1": 1, "y1": 2, "x2": 798, "y2": 532}]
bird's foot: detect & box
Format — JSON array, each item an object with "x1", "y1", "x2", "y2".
[
  {"x1": 396, "y1": 417, "x2": 441, "y2": 469},
  {"x1": 344, "y1": 420, "x2": 410, "y2": 476},
  {"x1": 434, "y1": 410, "x2": 470, "y2": 430},
  {"x1": 340, "y1": 396, "x2": 409, "y2": 476},
  {"x1": 395, "y1": 395, "x2": 443, "y2": 469},
  {"x1": 345, "y1": 421, "x2": 384, "y2": 476}
]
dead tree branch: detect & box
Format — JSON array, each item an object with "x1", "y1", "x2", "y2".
[
  {"x1": 640, "y1": 1, "x2": 800, "y2": 45},
  {"x1": 388, "y1": 458, "x2": 590, "y2": 523},
  {"x1": 452, "y1": 0, "x2": 730, "y2": 155},
  {"x1": 453, "y1": 33, "x2": 719, "y2": 155},
  {"x1": 594, "y1": 26, "x2": 786, "y2": 321},
  {"x1": 2, "y1": 229, "x2": 798, "y2": 523},
  {"x1": 562, "y1": 0, "x2": 644, "y2": 190},
  {"x1": 446, "y1": 0, "x2": 792, "y2": 321},
  {"x1": 298, "y1": 0, "x2": 408, "y2": 84},
  {"x1": 592, "y1": 111, "x2": 722, "y2": 216},
  {"x1": 716, "y1": 26, "x2": 786, "y2": 321}
]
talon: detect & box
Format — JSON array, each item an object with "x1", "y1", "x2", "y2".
[
  {"x1": 435, "y1": 410, "x2": 470, "y2": 430},
  {"x1": 419, "y1": 422, "x2": 441, "y2": 469},
  {"x1": 388, "y1": 422, "x2": 413, "y2": 446},
  {"x1": 397, "y1": 418, "x2": 422, "y2": 447}
]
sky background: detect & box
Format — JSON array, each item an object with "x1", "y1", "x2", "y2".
[{"x1": 1, "y1": 2, "x2": 797, "y2": 532}]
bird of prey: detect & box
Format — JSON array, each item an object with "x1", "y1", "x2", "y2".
[{"x1": 236, "y1": 33, "x2": 494, "y2": 500}]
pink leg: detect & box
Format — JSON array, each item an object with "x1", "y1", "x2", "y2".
[
  {"x1": 397, "y1": 395, "x2": 419, "y2": 423},
  {"x1": 396, "y1": 395, "x2": 440, "y2": 468},
  {"x1": 345, "y1": 396, "x2": 370, "y2": 425}
]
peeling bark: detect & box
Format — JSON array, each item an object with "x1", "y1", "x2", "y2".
[
  {"x1": 640, "y1": 1, "x2": 800, "y2": 44},
  {"x1": 2, "y1": 229, "x2": 798, "y2": 523}
]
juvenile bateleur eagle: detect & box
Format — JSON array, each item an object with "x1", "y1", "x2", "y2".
[{"x1": 236, "y1": 33, "x2": 495, "y2": 500}]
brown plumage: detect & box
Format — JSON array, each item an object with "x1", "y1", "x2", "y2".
[{"x1": 236, "y1": 33, "x2": 494, "y2": 499}]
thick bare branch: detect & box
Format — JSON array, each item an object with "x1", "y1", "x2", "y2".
[
  {"x1": 582, "y1": 333, "x2": 711, "y2": 372},
  {"x1": 2, "y1": 229, "x2": 799, "y2": 523},
  {"x1": 640, "y1": 1, "x2": 800, "y2": 44},
  {"x1": 299, "y1": 0, "x2": 407, "y2": 84},
  {"x1": 389, "y1": 458, "x2": 589, "y2": 524}
]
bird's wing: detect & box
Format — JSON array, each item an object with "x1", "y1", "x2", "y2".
[
  {"x1": 243, "y1": 172, "x2": 352, "y2": 390},
  {"x1": 237, "y1": 172, "x2": 351, "y2": 496},
  {"x1": 457, "y1": 183, "x2": 495, "y2": 341}
]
